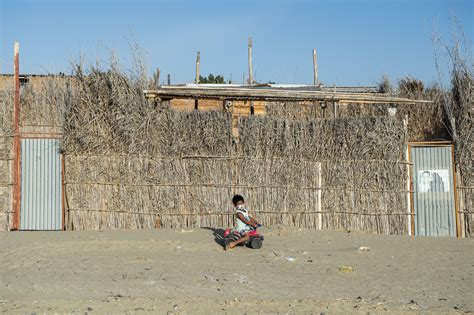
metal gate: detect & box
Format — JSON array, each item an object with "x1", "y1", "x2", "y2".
[
  {"x1": 410, "y1": 143, "x2": 458, "y2": 237},
  {"x1": 20, "y1": 138, "x2": 63, "y2": 230}
]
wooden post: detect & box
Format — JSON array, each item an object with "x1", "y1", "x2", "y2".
[
  {"x1": 248, "y1": 37, "x2": 253, "y2": 85},
  {"x1": 333, "y1": 84, "x2": 337, "y2": 118},
  {"x1": 313, "y1": 48, "x2": 318, "y2": 86},
  {"x1": 195, "y1": 51, "x2": 200, "y2": 84},
  {"x1": 450, "y1": 117, "x2": 457, "y2": 143},
  {"x1": 167, "y1": 74, "x2": 171, "y2": 86},
  {"x1": 317, "y1": 162, "x2": 322, "y2": 230},
  {"x1": 12, "y1": 42, "x2": 20, "y2": 231},
  {"x1": 248, "y1": 38, "x2": 255, "y2": 114},
  {"x1": 452, "y1": 144, "x2": 461, "y2": 238},
  {"x1": 153, "y1": 68, "x2": 160, "y2": 88},
  {"x1": 448, "y1": 117, "x2": 461, "y2": 237},
  {"x1": 404, "y1": 115, "x2": 412, "y2": 236},
  {"x1": 456, "y1": 169, "x2": 465, "y2": 237},
  {"x1": 194, "y1": 98, "x2": 199, "y2": 110}
]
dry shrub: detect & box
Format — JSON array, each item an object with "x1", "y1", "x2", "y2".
[
  {"x1": 397, "y1": 77, "x2": 425, "y2": 99},
  {"x1": 63, "y1": 63, "x2": 232, "y2": 156},
  {"x1": 20, "y1": 77, "x2": 70, "y2": 128},
  {"x1": 377, "y1": 75, "x2": 394, "y2": 94},
  {"x1": 431, "y1": 19, "x2": 473, "y2": 234}
]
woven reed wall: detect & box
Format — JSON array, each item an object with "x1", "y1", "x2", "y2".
[
  {"x1": 265, "y1": 101, "x2": 448, "y2": 142},
  {"x1": 0, "y1": 89, "x2": 13, "y2": 230},
  {"x1": 1, "y1": 70, "x2": 469, "y2": 236},
  {"x1": 64, "y1": 111, "x2": 409, "y2": 234}
]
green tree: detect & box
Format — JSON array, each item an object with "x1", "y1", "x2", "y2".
[{"x1": 198, "y1": 74, "x2": 225, "y2": 84}]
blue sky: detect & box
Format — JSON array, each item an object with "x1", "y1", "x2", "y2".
[{"x1": 0, "y1": 0, "x2": 472, "y2": 86}]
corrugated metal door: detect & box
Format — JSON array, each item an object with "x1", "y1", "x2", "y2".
[
  {"x1": 410, "y1": 145, "x2": 456, "y2": 237},
  {"x1": 20, "y1": 139, "x2": 62, "y2": 230}
]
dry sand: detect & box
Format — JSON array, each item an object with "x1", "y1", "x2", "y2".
[{"x1": 1, "y1": 226, "x2": 473, "y2": 314}]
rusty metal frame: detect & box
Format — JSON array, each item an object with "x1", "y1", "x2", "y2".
[
  {"x1": 61, "y1": 154, "x2": 66, "y2": 230},
  {"x1": 408, "y1": 141, "x2": 460, "y2": 237},
  {"x1": 409, "y1": 141, "x2": 453, "y2": 145},
  {"x1": 19, "y1": 133, "x2": 63, "y2": 139},
  {"x1": 11, "y1": 43, "x2": 20, "y2": 231},
  {"x1": 451, "y1": 145, "x2": 461, "y2": 237},
  {"x1": 9, "y1": 42, "x2": 65, "y2": 231}
]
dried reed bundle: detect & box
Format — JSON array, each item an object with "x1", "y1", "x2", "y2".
[
  {"x1": 266, "y1": 99, "x2": 448, "y2": 142},
  {"x1": 0, "y1": 88, "x2": 13, "y2": 230}
]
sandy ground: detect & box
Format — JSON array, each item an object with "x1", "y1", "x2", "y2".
[{"x1": 1, "y1": 226, "x2": 473, "y2": 314}]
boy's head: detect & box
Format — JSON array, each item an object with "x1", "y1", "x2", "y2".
[{"x1": 232, "y1": 194, "x2": 245, "y2": 207}]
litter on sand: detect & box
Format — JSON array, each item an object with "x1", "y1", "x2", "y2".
[
  {"x1": 285, "y1": 256, "x2": 296, "y2": 262},
  {"x1": 358, "y1": 246, "x2": 370, "y2": 252},
  {"x1": 339, "y1": 266, "x2": 354, "y2": 273}
]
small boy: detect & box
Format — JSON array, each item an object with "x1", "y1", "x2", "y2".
[{"x1": 225, "y1": 194, "x2": 260, "y2": 250}]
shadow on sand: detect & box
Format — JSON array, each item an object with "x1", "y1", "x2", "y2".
[{"x1": 201, "y1": 227, "x2": 227, "y2": 248}]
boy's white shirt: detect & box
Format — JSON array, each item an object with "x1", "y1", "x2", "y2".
[{"x1": 236, "y1": 207, "x2": 252, "y2": 233}]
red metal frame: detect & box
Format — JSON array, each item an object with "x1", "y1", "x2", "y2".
[
  {"x1": 11, "y1": 43, "x2": 20, "y2": 231},
  {"x1": 10, "y1": 42, "x2": 65, "y2": 231}
]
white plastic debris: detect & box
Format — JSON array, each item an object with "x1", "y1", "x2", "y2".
[{"x1": 238, "y1": 275, "x2": 248, "y2": 284}]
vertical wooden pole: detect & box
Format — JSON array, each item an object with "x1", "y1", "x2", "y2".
[
  {"x1": 248, "y1": 38, "x2": 255, "y2": 114},
  {"x1": 455, "y1": 169, "x2": 465, "y2": 237},
  {"x1": 450, "y1": 117, "x2": 460, "y2": 237},
  {"x1": 12, "y1": 42, "x2": 20, "y2": 231},
  {"x1": 195, "y1": 51, "x2": 200, "y2": 84},
  {"x1": 333, "y1": 84, "x2": 337, "y2": 118},
  {"x1": 248, "y1": 37, "x2": 253, "y2": 85},
  {"x1": 313, "y1": 48, "x2": 318, "y2": 86},
  {"x1": 452, "y1": 144, "x2": 461, "y2": 238},
  {"x1": 61, "y1": 155, "x2": 66, "y2": 230},
  {"x1": 167, "y1": 74, "x2": 171, "y2": 86},
  {"x1": 404, "y1": 115, "x2": 412, "y2": 236},
  {"x1": 317, "y1": 162, "x2": 322, "y2": 230},
  {"x1": 153, "y1": 68, "x2": 160, "y2": 88}
]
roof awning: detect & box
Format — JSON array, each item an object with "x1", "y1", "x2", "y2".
[{"x1": 144, "y1": 86, "x2": 431, "y2": 104}]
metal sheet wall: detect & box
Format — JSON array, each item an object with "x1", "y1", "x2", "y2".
[
  {"x1": 411, "y1": 145, "x2": 456, "y2": 237},
  {"x1": 20, "y1": 138, "x2": 62, "y2": 230}
]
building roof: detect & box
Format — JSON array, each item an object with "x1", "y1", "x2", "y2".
[{"x1": 144, "y1": 85, "x2": 430, "y2": 104}]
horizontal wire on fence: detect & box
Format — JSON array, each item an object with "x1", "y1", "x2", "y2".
[
  {"x1": 64, "y1": 182, "x2": 321, "y2": 189},
  {"x1": 64, "y1": 181, "x2": 411, "y2": 193},
  {"x1": 67, "y1": 208, "x2": 412, "y2": 216},
  {"x1": 65, "y1": 154, "x2": 412, "y2": 164}
]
